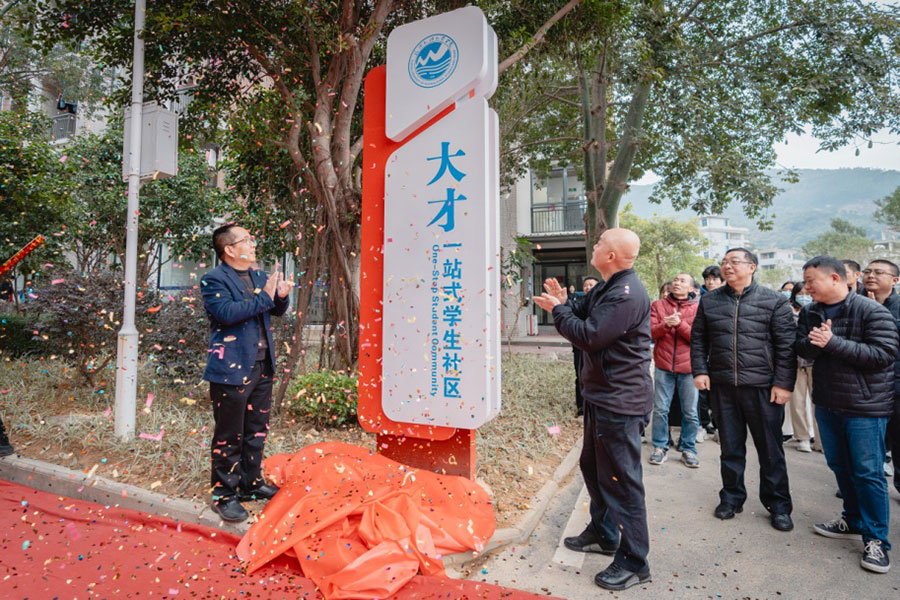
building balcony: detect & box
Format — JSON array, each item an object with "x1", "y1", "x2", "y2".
[
  {"x1": 51, "y1": 113, "x2": 77, "y2": 141},
  {"x1": 531, "y1": 201, "x2": 587, "y2": 234}
]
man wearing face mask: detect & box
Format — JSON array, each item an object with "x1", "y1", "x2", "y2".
[
  {"x1": 862, "y1": 259, "x2": 900, "y2": 498},
  {"x1": 789, "y1": 282, "x2": 817, "y2": 453}
]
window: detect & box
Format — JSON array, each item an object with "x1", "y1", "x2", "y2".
[{"x1": 701, "y1": 218, "x2": 708, "y2": 227}]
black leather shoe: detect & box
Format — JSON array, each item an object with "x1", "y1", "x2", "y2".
[
  {"x1": 564, "y1": 529, "x2": 618, "y2": 554},
  {"x1": 594, "y1": 563, "x2": 651, "y2": 590},
  {"x1": 771, "y1": 513, "x2": 794, "y2": 531},
  {"x1": 714, "y1": 501, "x2": 743, "y2": 520},
  {"x1": 211, "y1": 497, "x2": 249, "y2": 522},
  {"x1": 0, "y1": 443, "x2": 13, "y2": 457},
  {"x1": 238, "y1": 483, "x2": 280, "y2": 502}
]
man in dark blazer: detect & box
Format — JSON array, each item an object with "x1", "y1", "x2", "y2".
[{"x1": 202, "y1": 223, "x2": 291, "y2": 522}]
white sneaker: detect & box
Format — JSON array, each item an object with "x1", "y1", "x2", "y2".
[
  {"x1": 885, "y1": 461, "x2": 895, "y2": 478},
  {"x1": 797, "y1": 440, "x2": 812, "y2": 453},
  {"x1": 696, "y1": 429, "x2": 706, "y2": 443}
]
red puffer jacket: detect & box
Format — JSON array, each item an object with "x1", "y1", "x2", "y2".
[{"x1": 651, "y1": 294, "x2": 698, "y2": 374}]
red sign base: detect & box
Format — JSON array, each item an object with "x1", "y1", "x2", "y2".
[{"x1": 376, "y1": 429, "x2": 476, "y2": 479}]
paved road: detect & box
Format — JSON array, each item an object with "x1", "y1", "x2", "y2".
[{"x1": 463, "y1": 435, "x2": 900, "y2": 599}]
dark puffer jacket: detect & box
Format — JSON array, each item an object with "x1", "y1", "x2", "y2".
[
  {"x1": 690, "y1": 281, "x2": 797, "y2": 389},
  {"x1": 880, "y1": 292, "x2": 900, "y2": 401},
  {"x1": 552, "y1": 268, "x2": 653, "y2": 416},
  {"x1": 795, "y1": 291, "x2": 898, "y2": 417}
]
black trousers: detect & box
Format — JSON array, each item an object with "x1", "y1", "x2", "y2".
[
  {"x1": 889, "y1": 408, "x2": 900, "y2": 492},
  {"x1": 581, "y1": 403, "x2": 650, "y2": 573},
  {"x1": 697, "y1": 389, "x2": 714, "y2": 429},
  {"x1": 709, "y1": 384, "x2": 792, "y2": 514},
  {"x1": 573, "y1": 347, "x2": 584, "y2": 414},
  {"x1": 209, "y1": 360, "x2": 274, "y2": 500}
]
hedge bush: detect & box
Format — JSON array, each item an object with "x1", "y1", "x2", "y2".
[
  {"x1": 0, "y1": 312, "x2": 43, "y2": 357},
  {"x1": 285, "y1": 370, "x2": 358, "y2": 427}
]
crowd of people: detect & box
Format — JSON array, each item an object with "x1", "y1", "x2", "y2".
[{"x1": 536, "y1": 232, "x2": 900, "y2": 591}]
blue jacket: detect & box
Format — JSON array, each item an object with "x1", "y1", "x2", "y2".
[{"x1": 201, "y1": 263, "x2": 290, "y2": 385}]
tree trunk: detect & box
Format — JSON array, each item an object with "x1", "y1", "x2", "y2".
[
  {"x1": 582, "y1": 50, "x2": 609, "y2": 274},
  {"x1": 594, "y1": 77, "x2": 652, "y2": 237}
]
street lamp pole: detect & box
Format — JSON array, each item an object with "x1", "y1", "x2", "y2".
[{"x1": 115, "y1": 0, "x2": 146, "y2": 439}]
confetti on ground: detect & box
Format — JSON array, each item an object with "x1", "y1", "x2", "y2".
[{"x1": 0, "y1": 479, "x2": 553, "y2": 599}]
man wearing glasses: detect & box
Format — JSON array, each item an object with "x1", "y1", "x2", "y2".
[
  {"x1": 862, "y1": 260, "x2": 900, "y2": 501},
  {"x1": 201, "y1": 223, "x2": 292, "y2": 522},
  {"x1": 690, "y1": 248, "x2": 797, "y2": 532}
]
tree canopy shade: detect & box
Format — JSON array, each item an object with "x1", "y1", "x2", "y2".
[{"x1": 493, "y1": 0, "x2": 900, "y2": 265}]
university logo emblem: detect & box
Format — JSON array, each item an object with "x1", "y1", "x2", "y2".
[{"x1": 408, "y1": 34, "x2": 459, "y2": 88}]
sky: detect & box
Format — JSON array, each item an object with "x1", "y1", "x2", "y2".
[
  {"x1": 636, "y1": 127, "x2": 900, "y2": 185},
  {"x1": 773, "y1": 127, "x2": 900, "y2": 171}
]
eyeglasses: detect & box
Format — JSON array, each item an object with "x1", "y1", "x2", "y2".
[
  {"x1": 719, "y1": 259, "x2": 753, "y2": 268},
  {"x1": 226, "y1": 235, "x2": 256, "y2": 247},
  {"x1": 862, "y1": 268, "x2": 897, "y2": 277}
]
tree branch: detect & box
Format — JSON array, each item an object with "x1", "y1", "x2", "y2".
[
  {"x1": 504, "y1": 136, "x2": 582, "y2": 155},
  {"x1": 499, "y1": 0, "x2": 583, "y2": 74},
  {"x1": 544, "y1": 92, "x2": 581, "y2": 108}
]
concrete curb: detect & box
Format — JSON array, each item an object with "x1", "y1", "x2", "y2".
[
  {"x1": 0, "y1": 435, "x2": 584, "y2": 567},
  {"x1": 443, "y1": 435, "x2": 583, "y2": 568}
]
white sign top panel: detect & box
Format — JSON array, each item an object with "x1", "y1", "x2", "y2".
[
  {"x1": 381, "y1": 98, "x2": 497, "y2": 428},
  {"x1": 385, "y1": 6, "x2": 489, "y2": 142}
]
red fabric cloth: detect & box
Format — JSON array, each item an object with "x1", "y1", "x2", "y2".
[
  {"x1": 237, "y1": 442, "x2": 497, "y2": 599},
  {"x1": 650, "y1": 294, "x2": 698, "y2": 374},
  {"x1": 0, "y1": 476, "x2": 555, "y2": 600}
]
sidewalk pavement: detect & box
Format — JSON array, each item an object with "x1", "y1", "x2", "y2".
[{"x1": 465, "y1": 434, "x2": 900, "y2": 599}]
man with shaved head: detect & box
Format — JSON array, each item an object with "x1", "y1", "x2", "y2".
[{"x1": 534, "y1": 227, "x2": 653, "y2": 591}]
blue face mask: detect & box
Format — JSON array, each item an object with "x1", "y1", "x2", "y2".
[
  {"x1": 781, "y1": 290, "x2": 792, "y2": 299},
  {"x1": 795, "y1": 294, "x2": 813, "y2": 306}
]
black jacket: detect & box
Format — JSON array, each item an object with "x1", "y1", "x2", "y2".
[
  {"x1": 795, "y1": 291, "x2": 898, "y2": 417},
  {"x1": 691, "y1": 280, "x2": 797, "y2": 389},
  {"x1": 881, "y1": 292, "x2": 900, "y2": 401},
  {"x1": 552, "y1": 269, "x2": 653, "y2": 416}
]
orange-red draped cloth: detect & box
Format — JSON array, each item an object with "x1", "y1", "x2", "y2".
[{"x1": 237, "y1": 442, "x2": 496, "y2": 599}]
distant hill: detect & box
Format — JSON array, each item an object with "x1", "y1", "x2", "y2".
[{"x1": 623, "y1": 168, "x2": 900, "y2": 249}]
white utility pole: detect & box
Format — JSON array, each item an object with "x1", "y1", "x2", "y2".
[{"x1": 115, "y1": 0, "x2": 146, "y2": 439}]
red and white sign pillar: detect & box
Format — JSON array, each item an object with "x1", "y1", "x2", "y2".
[{"x1": 359, "y1": 7, "x2": 500, "y2": 478}]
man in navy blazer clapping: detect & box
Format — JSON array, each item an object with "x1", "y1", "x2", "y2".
[{"x1": 201, "y1": 223, "x2": 291, "y2": 522}]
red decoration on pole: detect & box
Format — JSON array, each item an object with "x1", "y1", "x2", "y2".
[{"x1": 0, "y1": 235, "x2": 45, "y2": 278}]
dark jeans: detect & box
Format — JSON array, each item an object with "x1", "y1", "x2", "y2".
[
  {"x1": 209, "y1": 360, "x2": 274, "y2": 500},
  {"x1": 581, "y1": 403, "x2": 650, "y2": 573},
  {"x1": 816, "y1": 406, "x2": 891, "y2": 549},
  {"x1": 709, "y1": 384, "x2": 792, "y2": 514}
]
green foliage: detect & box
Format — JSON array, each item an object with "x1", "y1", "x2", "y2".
[
  {"x1": 284, "y1": 370, "x2": 358, "y2": 428},
  {"x1": 874, "y1": 185, "x2": 900, "y2": 231},
  {"x1": 0, "y1": 312, "x2": 42, "y2": 357},
  {"x1": 619, "y1": 203, "x2": 707, "y2": 295},
  {"x1": 0, "y1": 110, "x2": 68, "y2": 275},
  {"x1": 801, "y1": 218, "x2": 874, "y2": 263},
  {"x1": 492, "y1": 0, "x2": 900, "y2": 241},
  {"x1": 60, "y1": 126, "x2": 229, "y2": 281}
]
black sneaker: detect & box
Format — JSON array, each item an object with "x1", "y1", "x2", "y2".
[
  {"x1": 813, "y1": 517, "x2": 862, "y2": 540},
  {"x1": 594, "y1": 562, "x2": 651, "y2": 590},
  {"x1": 238, "y1": 483, "x2": 280, "y2": 502},
  {"x1": 211, "y1": 497, "x2": 249, "y2": 522},
  {"x1": 861, "y1": 540, "x2": 890, "y2": 573},
  {"x1": 564, "y1": 529, "x2": 618, "y2": 554}
]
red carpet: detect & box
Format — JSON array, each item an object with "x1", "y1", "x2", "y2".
[{"x1": 0, "y1": 478, "x2": 557, "y2": 599}]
